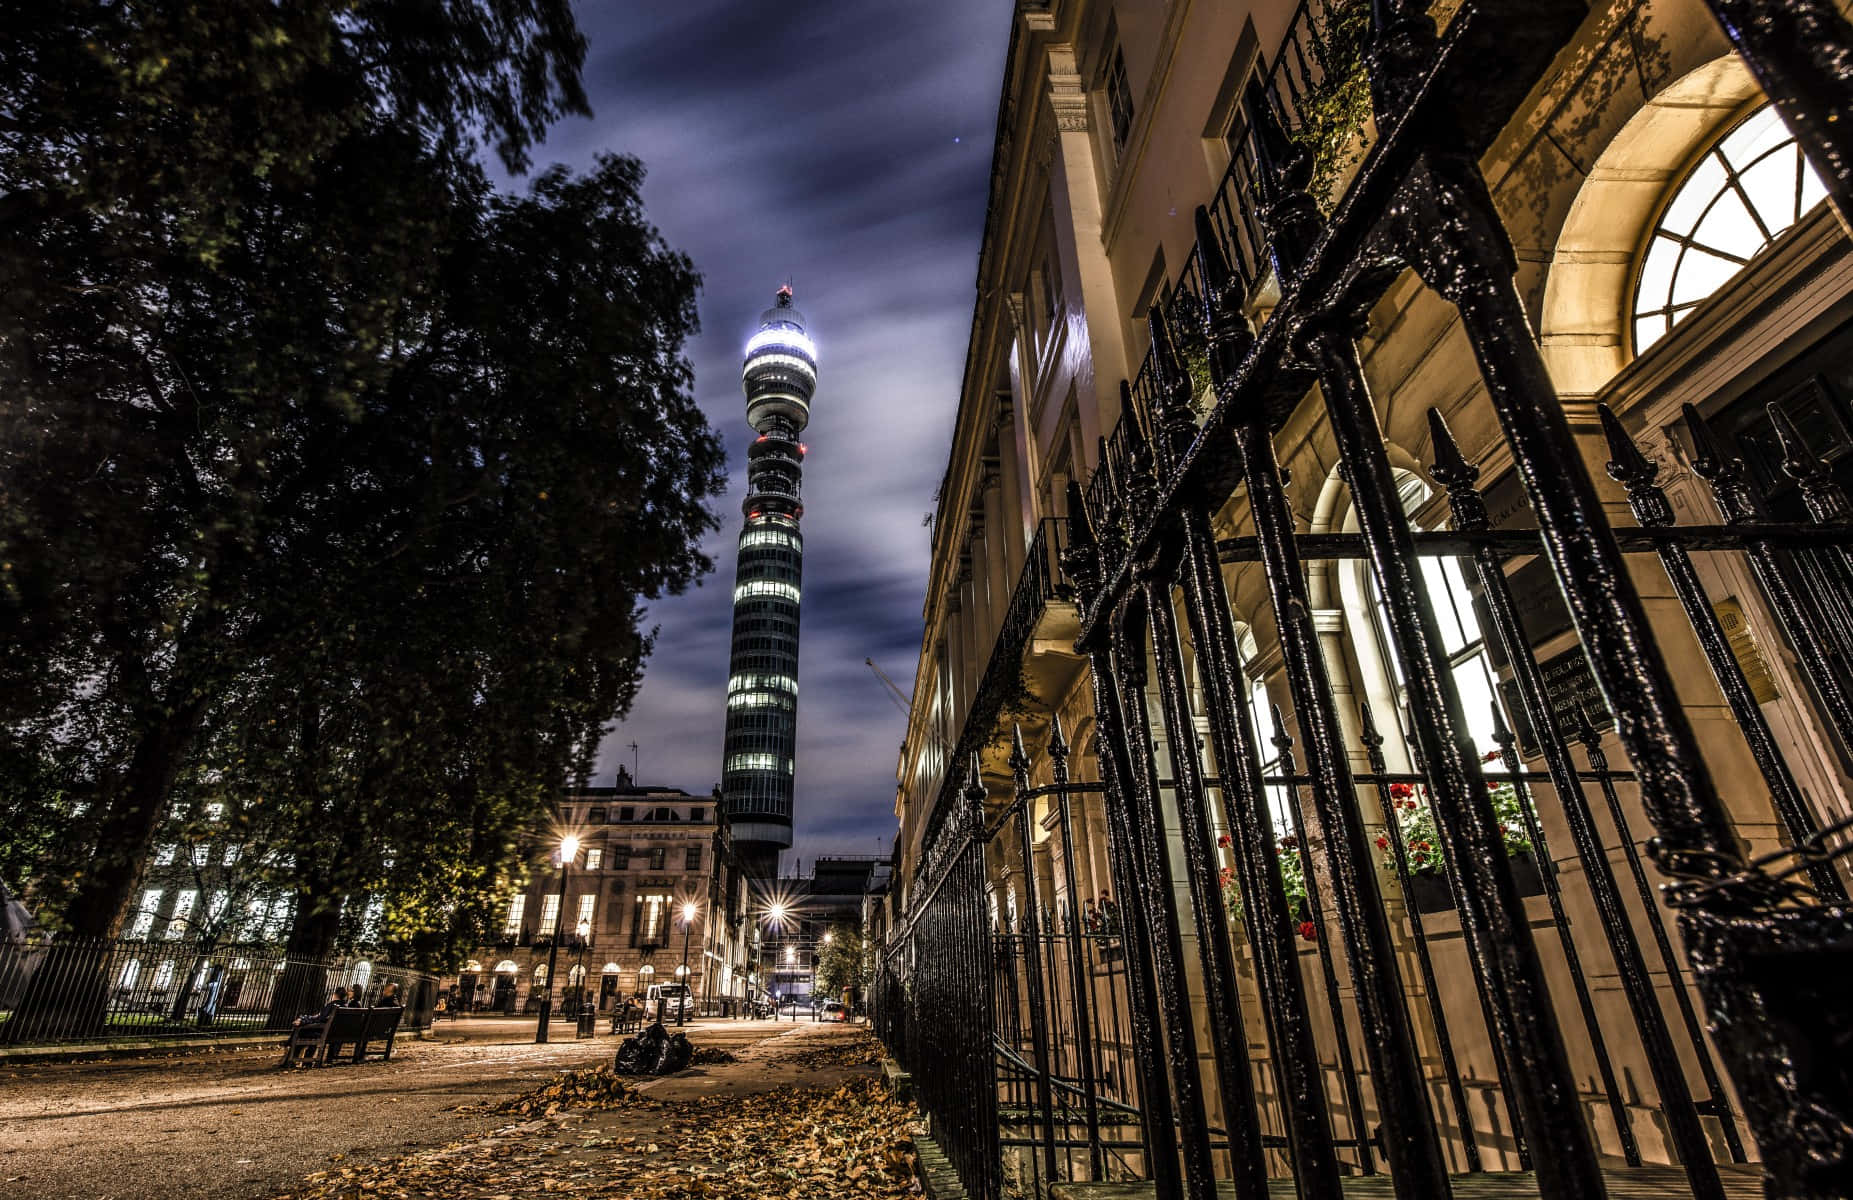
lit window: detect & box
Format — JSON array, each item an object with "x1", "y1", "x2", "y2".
[
  {"x1": 503, "y1": 895, "x2": 527, "y2": 937},
  {"x1": 741, "y1": 352, "x2": 817, "y2": 383},
  {"x1": 153, "y1": 844, "x2": 176, "y2": 866},
  {"x1": 727, "y1": 689, "x2": 794, "y2": 710},
  {"x1": 1361, "y1": 481, "x2": 1506, "y2": 759},
  {"x1": 584, "y1": 848, "x2": 604, "y2": 870},
  {"x1": 222, "y1": 845, "x2": 240, "y2": 866},
  {"x1": 739, "y1": 527, "x2": 802, "y2": 551},
  {"x1": 166, "y1": 891, "x2": 197, "y2": 940},
  {"x1": 539, "y1": 893, "x2": 561, "y2": 936},
  {"x1": 576, "y1": 894, "x2": 596, "y2": 931},
  {"x1": 726, "y1": 753, "x2": 793, "y2": 774},
  {"x1": 733, "y1": 580, "x2": 801, "y2": 605},
  {"x1": 727, "y1": 671, "x2": 798, "y2": 695},
  {"x1": 153, "y1": 960, "x2": 175, "y2": 990},
  {"x1": 128, "y1": 889, "x2": 163, "y2": 940},
  {"x1": 263, "y1": 896, "x2": 292, "y2": 939},
  {"x1": 1633, "y1": 103, "x2": 1828, "y2": 351}
]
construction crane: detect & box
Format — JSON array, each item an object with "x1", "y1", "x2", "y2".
[{"x1": 866, "y1": 658, "x2": 955, "y2": 755}]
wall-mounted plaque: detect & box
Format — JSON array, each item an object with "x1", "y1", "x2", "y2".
[{"x1": 1498, "y1": 646, "x2": 1615, "y2": 758}]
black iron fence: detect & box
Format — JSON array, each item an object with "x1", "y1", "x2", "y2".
[
  {"x1": 875, "y1": 0, "x2": 1853, "y2": 1197},
  {"x1": 0, "y1": 934, "x2": 438, "y2": 1047}
]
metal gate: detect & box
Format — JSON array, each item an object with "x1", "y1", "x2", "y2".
[{"x1": 873, "y1": 1, "x2": 1853, "y2": 1198}]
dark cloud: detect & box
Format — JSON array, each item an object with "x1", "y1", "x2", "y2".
[{"x1": 532, "y1": 1, "x2": 1009, "y2": 867}]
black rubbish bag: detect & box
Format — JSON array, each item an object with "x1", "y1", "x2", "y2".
[
  {"x1": 614, "y1": 1021, "x2": 667, "y2": 1074},
  {"x1": 653, "y1": 1031, "x2": 692, "y2": 1074}
]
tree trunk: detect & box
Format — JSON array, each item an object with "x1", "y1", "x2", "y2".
[
  {"x1": 265, "y1": 897, "x2": 342, "y2": 1030},
  {"x1": 62, "y1": 707, "x2": 206, "y2": 939}
]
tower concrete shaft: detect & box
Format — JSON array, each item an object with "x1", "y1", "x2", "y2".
[{"x1": 721, "y1": 287, "x2": 813, "y2": 876}]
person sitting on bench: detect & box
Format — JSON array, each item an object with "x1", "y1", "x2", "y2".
[
  {"x1": 375, "y1": 983, "x2": 402, "y2": 1008},
  {"x1": 295, "y1": 987, "x2": 349, "y2": 1029}
]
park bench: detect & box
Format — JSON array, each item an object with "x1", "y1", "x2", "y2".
[
  {"x1": 280, "y1": 1005, "x2": 404, "y2": 1067},
  {"x1": 609, "y1": 1007, "x2": 644, "y2": 1035}
]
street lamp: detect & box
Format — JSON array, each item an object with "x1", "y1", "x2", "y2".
[
  {"x1": 535, "y1": 833, "x2": 579, "y2": 1044},
  {"x1": 574, "y1": 918, "x2": 591, "y2": 1027},
  {"x1": 784, "y1": 944, "x2": 797, "y2": 1022},
  {"x1": 675, "y1": 900, "x2": 698, "y2": 1026}
]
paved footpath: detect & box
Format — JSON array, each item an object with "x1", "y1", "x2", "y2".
[{"x1": 0, "y1": 1017, "x2": 827, "y2": 1199}]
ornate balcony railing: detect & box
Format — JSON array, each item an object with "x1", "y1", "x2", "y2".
[{"x1": 919, "y1": 517, "x2": 1074, "y2": 850}]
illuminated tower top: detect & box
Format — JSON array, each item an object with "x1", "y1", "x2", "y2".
[
  {"x1": 742, "y1": 286, "x2": 816, "y2": 436},
  {"x1": 721, "y1": 287, "x2": 815, "y2": 876}
]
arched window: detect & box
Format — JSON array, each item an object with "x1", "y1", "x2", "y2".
[
  {"x1": 494, "y1": 959, "x2": 518, "y2": 974},
  {"x1": 1358, "y1": 474, "x2": 1505, "y2": 758},
  {"x1": 532, "y1": 964, "x2": 548, "y2": 985},
  {"x1": 1235, "y1": 628, "x2": 1292, "y2": 838},
  {"x1": 1633, "y1": 102, "x2": 1828, "y2": 352}
]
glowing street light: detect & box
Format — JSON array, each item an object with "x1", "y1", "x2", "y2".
[
  {"x1": 535, "y1": 833, "x2": 580, "y2": 1044},
  {"x1": 675, "y1": 899, "x2": 700, "y2": 1026}
]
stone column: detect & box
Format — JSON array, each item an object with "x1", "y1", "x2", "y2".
[{"x1": 1044, "y1": 48, "x2": 1129, "y2": 453}]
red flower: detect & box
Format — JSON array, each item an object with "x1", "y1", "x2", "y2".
[
  {"x1": 1217, "y1": 834, "x2": 1232, "y2": 848},
  {"x1": 1483, "y1": 749, "x2": 1502, "y2": 763},
  {"x1": 1279, "y1": 834, "x2": 1299, "y2": 850},
  {"x1": 1417, "y1": 840, "x2": 1432, "y2": 851},
  {"x1": 1219, "y1": 866, "x2": 1234, "y2": 882},
  {"x1": 1388, "y1": 782, "x2": 1414, "y2": 799},
  {"x1": 1297, "y1": 920, "x2": 1318, "y2": 941},
  {"x1": 1374, "y1": 835, "x2": 1389, "y2": 850},
  {"x1": 1402, "y1": 798, "x2": 1419, "y2": 811}
]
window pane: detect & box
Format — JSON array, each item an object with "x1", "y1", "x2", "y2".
[
  {"x1": 1451, "y1": 654, "x2": 1501, "y2": 757},
  {"x1": 1690, "y1": 189, "x2": 1763, "y2": 259},
  {"x1": 1737, "y1": 149, "x2": 1801, "y2": 233},
  {"x1": 1661, "y1": 153, "x2": 1728, "y2": 236},
  {"x1": 1717, "y1": 105, "x2": 1788, "y2": 172}
]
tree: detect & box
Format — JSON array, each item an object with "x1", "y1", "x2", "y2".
[
  {"x1": 814, "y1": 921, "x2": 867, "y2": 1006},
  {"x1": 0, "y1": 0, "x2": 589, "y2": 941}
]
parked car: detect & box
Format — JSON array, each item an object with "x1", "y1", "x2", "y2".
[
  {"x1": 820, "y1": 1001, "x2": 850, "y2": 1023},
  {"x1": 644, "y1": 982, "x2": 693, "y2": 1020}
]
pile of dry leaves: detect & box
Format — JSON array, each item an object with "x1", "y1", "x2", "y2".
[
  {"x1": 688, "y1": 1046, "x2": 738, "y2": 1065},
  {"x1": 452, "y1": 1065, "x2": 638, "y2": 1118},
  {"x1": 775, "y1": 1030, "x2": 885, "y2": 1071},
  {"x1": 279, "y1": 1077, "x2": 921, "y2": 1199}
]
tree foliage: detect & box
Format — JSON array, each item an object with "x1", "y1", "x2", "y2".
[
  {"x1": 813, "y1": 921, "x2": 866, "y2": 1002},
  {"x1": 0, "y1": 1, "x2": 723, "y2": 964}
]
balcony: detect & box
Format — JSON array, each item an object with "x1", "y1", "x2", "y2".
[{"x1": 923, "y1": 517, "x2": 1079, "y2": 842}]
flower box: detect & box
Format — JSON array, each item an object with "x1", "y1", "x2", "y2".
[{"x1": 1405, "y1": 852, "x2": 1547, "y2": 915}]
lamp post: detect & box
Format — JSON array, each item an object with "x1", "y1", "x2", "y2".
[
  {"x1": 574, "y1": 918, "x2": 590, "y2": 1025},
  {"x1": 535, "y1": 834, "x2": 579, "y2": 1044},
  {"x1": 676, "y1": 900, "x2": 698, "y2": 1026},
  {"x1": 763, "y1": 902, "x2": 789, "y2": 1022}
]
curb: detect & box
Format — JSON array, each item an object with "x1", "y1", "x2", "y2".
[{"x1": 0, "y1": 1034, "x2": 287, "y2": 1064}]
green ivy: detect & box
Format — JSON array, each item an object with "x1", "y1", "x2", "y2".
[{"x1": 1287, "y1": 0, "x2": 1377, "y2": 211}]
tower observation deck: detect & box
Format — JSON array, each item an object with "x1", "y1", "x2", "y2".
[{"x1": 721, "y1": 286, "x2": 813, "y2": 876}]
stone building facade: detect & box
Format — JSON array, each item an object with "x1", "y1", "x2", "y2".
[
  {"x1": 454, "y1": 767, "x2": 757, "y2": 1015},
  {"x1": 887, "y1": 0, "x2": 1853, "y2": 1189}
]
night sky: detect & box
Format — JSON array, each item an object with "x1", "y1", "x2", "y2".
[{"x1": 529, "y1": 3, "x2": 1013, "y2": 867}]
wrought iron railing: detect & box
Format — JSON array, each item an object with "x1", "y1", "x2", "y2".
[
  {"x1": 0, "y1": 933, "x2": 438, "y2": 1047},
  {"x1": 882, "y1": 0, "x2": 1853, "y2": 1197}
]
